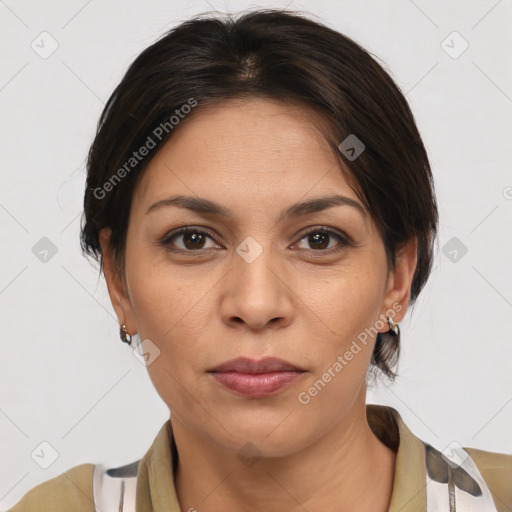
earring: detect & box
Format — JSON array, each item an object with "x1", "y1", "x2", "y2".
[
  {"x1": 120, "y1": 324, "x2": 132, "y2": 345},
  {"x1": 387, "y1": 316, "x2": 399, "y2": 336}
]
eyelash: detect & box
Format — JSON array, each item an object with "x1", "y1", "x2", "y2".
[{"x1": 159, "y1": 225, "x2": 351, "y2": 255}]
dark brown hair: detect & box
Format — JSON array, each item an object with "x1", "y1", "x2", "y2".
[{"x1": 80, "y1": 9, "x2": 438, "y2": 380}]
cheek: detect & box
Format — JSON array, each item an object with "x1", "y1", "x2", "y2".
[
  {"x1": 124, "y1": 258, "x2": 216, "y2": 393},
  {"x1": 305, "y1": 265, "x2": 386, "y2": 347},
  {"x1": 293, "y1": 278, "x2": 381, "y2": 416},
  {"x1": 125, "y1": 244, "x2": 211, "y2": 336},
  {"x1": 127, "y1": 276, "x2": 203, "y2": 411}
]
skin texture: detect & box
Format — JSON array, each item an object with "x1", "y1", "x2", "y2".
[{"x1": 100, "y1": 97, "x2": 417, "y2": 511}]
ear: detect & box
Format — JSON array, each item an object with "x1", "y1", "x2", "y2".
[
  {"x1": 99, "y1": 228, "x2": 137, "y2": 335},
  {"x1": 378, "y1": 237, "x2": 418, "y2": 330}
]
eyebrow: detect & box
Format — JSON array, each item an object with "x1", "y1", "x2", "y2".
[{"x1": 146, "y1": 193, "x2": 366, "y2": 222}]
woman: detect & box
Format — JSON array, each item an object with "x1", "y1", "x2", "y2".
[{"x1": 7, "y1": 8, "x2": 511, "y2": 512}]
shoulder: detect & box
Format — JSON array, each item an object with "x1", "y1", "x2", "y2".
[
  {"x1": 465, "y1": 447, "x2": 512, "y2": 512},
  {"x1": 6, "y1": 463, "x2": 95, "y2": 512}
]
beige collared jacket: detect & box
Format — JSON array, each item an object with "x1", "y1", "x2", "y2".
[{"x1": 6, "y1": 405, "x2": 512, "y2": 511}]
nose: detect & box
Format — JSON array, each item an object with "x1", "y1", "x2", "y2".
[{"x1": 220, "y1": 243, "x2": 295, "y2": 331}]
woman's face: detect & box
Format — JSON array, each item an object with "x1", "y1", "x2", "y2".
[{"x1": 101, "y1": 97, "x2": 416, "y2": 457}]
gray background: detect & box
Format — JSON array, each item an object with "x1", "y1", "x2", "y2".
[{"x1": 1, "y1": 0, "x2": 511, "y2": 508}]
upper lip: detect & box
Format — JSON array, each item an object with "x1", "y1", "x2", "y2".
[{"x1": 208, "y1": 357, "x2": 304, "y2": 373}]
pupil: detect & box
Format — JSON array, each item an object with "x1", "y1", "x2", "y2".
[
  {"x1": 184, "y1": 232, "x2": 204, "y2": 250},
  {"x1": 310, "y1": 232, "x2": 328, "y2": 249}
]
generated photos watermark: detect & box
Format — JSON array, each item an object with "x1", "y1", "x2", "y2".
[
  {"x1": 93, "y1": 98, "x2": 198, "y2": 200},
  {"x1": 297, "y1": 302, "x2": 402, "y2": 405}
]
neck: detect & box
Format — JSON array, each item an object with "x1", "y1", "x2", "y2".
[{"x1": 172, "y1": 400, "x2": 396, "y2": 512}]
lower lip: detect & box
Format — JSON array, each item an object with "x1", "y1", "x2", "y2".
[{"x1": 209, "y1": 371, "x2": 304, "y2": 397}]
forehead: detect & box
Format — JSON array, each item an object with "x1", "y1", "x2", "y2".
[{"x1": 132, "y1": 98, "x2": 365, "y2": 221}]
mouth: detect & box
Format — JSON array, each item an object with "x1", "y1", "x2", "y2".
[
  {"x1": 208, "y1": 356, "x2": 304, "y2": 373},
  {"x1": 208, "y1": 357, "x2": 306, "y2": 397}
]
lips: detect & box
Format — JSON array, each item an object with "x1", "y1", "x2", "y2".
[
  {"x1": 208, "y1": 356, "x2": 304, "y2": 374},
  {"x1": 208, "y1": 357, "x2": 306, "y2": 397}
]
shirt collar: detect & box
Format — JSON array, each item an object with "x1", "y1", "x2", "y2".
[
  {"x1": 135, "y1": 404, "x2": 427, "y2": 511},
  {"x1": 367, "y1": 404, "x2": 427, "y2": 511}
]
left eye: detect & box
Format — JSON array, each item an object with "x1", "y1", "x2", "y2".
[
  {"x1": 294, "y1": 228, "x2": 349, "y2": 252},
  {"x1": 162, "y1": 228, "x2": 219, "y2": 251}
]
